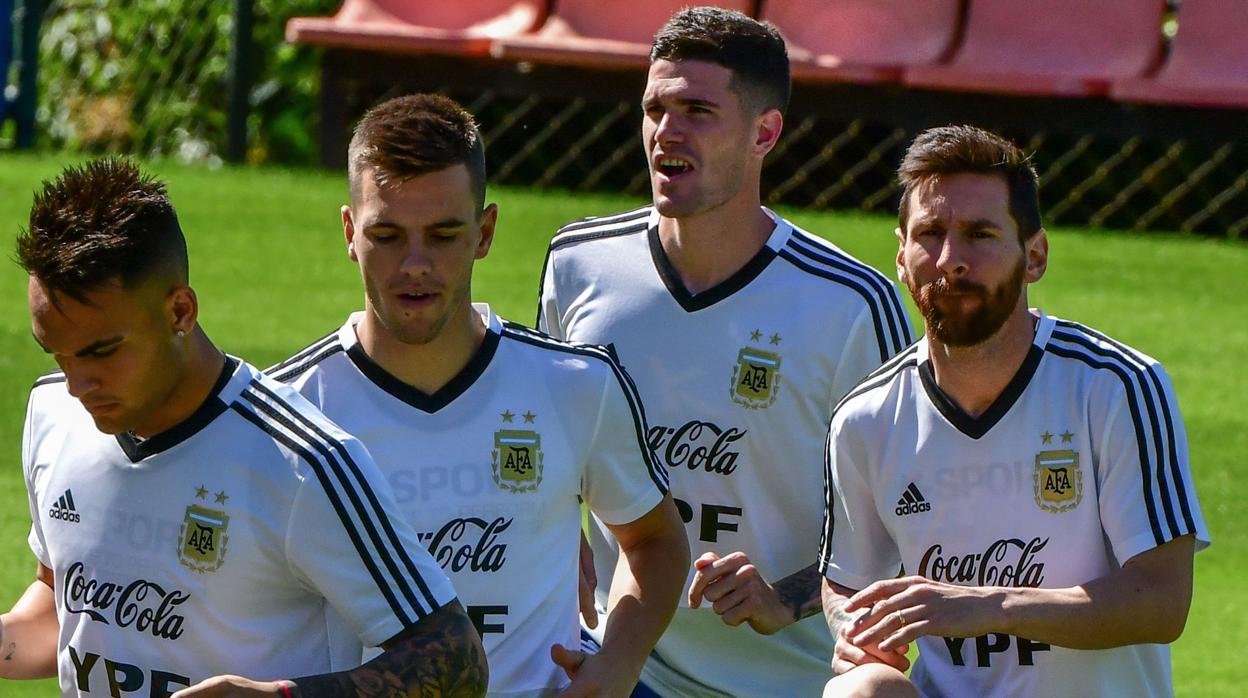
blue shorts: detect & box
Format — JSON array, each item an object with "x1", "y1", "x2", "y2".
[{"x1": 579, "y1": 628, "x2": 665, "y2": 698}]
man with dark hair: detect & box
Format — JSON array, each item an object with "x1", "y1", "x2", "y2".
[
  {"x1": 2, "y1": 157, "x2": 488, "y2": 697},
  {"x1": 820, "y1": 125, "x2": 1208, "y2": 696},
  {"x1": 538, "y1": 6, "x2": 912, "y2": 696},
  {"x1": 271, "y1": 93, "x2": 689, "y2": 696}
]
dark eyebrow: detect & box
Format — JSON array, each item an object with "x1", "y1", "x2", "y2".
[
  {"x1": 31, "y1": 333, "x2": 123, "y2": 357},
  {"x1": 428, "y1": 218, "x2": 470, "y2": 231},
  {"x1": 964, "y1": 218, "x2": 1005, "y2": 231}
]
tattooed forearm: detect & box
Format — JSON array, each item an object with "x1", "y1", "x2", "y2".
[
  {"x1": 820, "y1": 578, "x2": 860, "y2": 640},
  {"x1": 293, "y1": 601, "x2": 488, "y2": 697},
  {"x1": 774, "y1": 564, "x2": 824, "y2": 623}
]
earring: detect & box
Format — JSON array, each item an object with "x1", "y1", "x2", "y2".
[{"x1": 176, "y1": 330, "x2": 186, "y2": 338}]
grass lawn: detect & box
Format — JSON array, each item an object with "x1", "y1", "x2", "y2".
[{"x1": 0, "y1": 153, "x2": 1243, "y2": 695}]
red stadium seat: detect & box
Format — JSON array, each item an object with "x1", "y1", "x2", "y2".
[
  {"x1": 904, "y1": 0, "x2": 1166, "y2": 98},
  {"x1": 285, "y1": 0, "x2": 546, "y2": 57},
  {"x1": 1111, "y1": 0, "x2": 1248, "y2": 109},
  {"x1": 761, "y1": 0, "x2": 961, "y2": 85},
  {"x1": 489, "y1": 0, "x2": 755, "y2": 70}
]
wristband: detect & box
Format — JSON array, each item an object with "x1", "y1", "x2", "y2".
[{"x1": 277, "y1": 680, "x2": 297, "y2": 698}]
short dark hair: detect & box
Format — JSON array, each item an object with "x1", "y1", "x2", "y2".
[
  {"x1": 651, "y1": 6, "x2": 790, "y2": 115},
  {"x1": 17, "y1": 157, "x2": 188, "y2": 304},
  {"x1": 898, "y1": 125, "x2": 1042, "y2": 241},
  {"x1": 348, "y1": 93, "x2": 487, "y2": 211}
]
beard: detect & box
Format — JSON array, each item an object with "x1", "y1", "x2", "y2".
[{"x1": 911, "y1": 257, "x2": 1025, "y2": 347}]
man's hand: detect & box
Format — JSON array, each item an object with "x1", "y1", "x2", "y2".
[
  {"x1": 171, "y1": 676, "x2": 286, "y2": 697},
  {"x1": 689, "y1": 554, "x2": 824, "y2": 635},
  {"x1": 832, "y1": 619, "x2": 910, "y2": 675},
  {"x1": 845, "y1": 576, "x2": 1002, "y2": 653},
  {"x1": 579, "y1": 533, "x2": 599, "y2": 630},
  {"x1": 550, "y1": 643, "x2": 635, "y2": 698}
]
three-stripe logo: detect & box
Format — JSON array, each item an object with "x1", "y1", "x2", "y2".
[
  {"x1": 895, "y1": 482, "x2": 931, "y2": 516},
  {"x1": 49, "y1": 489, "x2": 81, "y2": 523}
]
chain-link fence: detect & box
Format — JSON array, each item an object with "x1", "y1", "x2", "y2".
[{"x1": 7, "y1": 1, "x2": 1248, "y2": 237}]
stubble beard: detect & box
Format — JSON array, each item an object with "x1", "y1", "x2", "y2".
[{"x1": 912, "y1": 256, "x2": 1026, "y2": 348}]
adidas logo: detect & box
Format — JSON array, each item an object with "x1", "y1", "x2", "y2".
[
  {"x1": 49, "y1": 489, "x2": 80, "y2": 523},
  {"x1": 895, "y1": 482, "x2": 931, "y2": 516}
]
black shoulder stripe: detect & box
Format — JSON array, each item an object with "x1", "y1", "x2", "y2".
[
  {"x1": 236, "y1": 382, "x2": 442, "y2": 619},
  {"x1": 549, "y1": 220, "x2": 649, "y2": 253},
  {"x1": 501, "y1": 327, "x2": 669, "y2": 493},
  {"x1": 777, "y1": 249, "x2": 895, "y2": 363},
  {"x1": 553, "y1": 207, "x2": 651, "y2": 236},
  {"x1": 818, "y1": 428, "x2": 835, "y2": 570},
  {"x1": 785, "y1": 235, "x2": 914, "y2": 354},
  {"x1": 537, "y1": 218, "x2": 649, "y2": 327},
  {"x1": 269, "y1": 344, "x2": 345, "y2": 383},
  {"x1": 831, "y1": 355, "x2": 919, "y2": 420},
  {"x1": 1053, "y1": 337, "x2": 1178, "y2": 546},
  {"x1": 33, "y1": 372, "x2": 67, "y2": 388},
  {"x1": 267, "y1": 331, "x2": 339, "y2": 373}
]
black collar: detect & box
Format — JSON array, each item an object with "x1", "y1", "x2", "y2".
[
  {"x1": 648, "y1": 224, "x2": 777, "y2": 313},
  {"x1": 115, "y1": 356, "x2": 238, "y2": 462},
  {"x1": 919, "y1": 345, "x2": 1044, "y2": 439},
  {"x1": 346, "y1": 330, "x2": 501, "y2": 413}
]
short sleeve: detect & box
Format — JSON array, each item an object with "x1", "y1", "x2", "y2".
[
  {"x1": 537, "y1": 246, "x2": 564, "y2": 339},
  {"x1": 818, "y1": 418, "x2": 900, "y2": 591},
  {"x1": 285, "y1": 435, "x2": 458, "y2": 647},
  {"x1": 828, "y1": 307, "x2": 889, "y2": 416},
  {"x1": 1095, "y1": 362, "x2": 1209, "y2": 566},
  {"x1": 580, "y1": 358, "x2": 668, "y2": 526},
  {"x1": 23, "y1": 393, "x2": 50, "y2": 568}
]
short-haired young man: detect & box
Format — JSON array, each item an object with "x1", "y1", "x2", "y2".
[
  {"x1": 538, "y1": 7, "x2": 912, "y2": 696},
  {"x1": 271, "y1": 94, "x2": 689, "y2": 696},
  {"x1": 821, "y1": 126, "x2": 1209, "y2": 696},
  {"x1": 2, "y1": 158, "x2": 486, "y2": 697}
]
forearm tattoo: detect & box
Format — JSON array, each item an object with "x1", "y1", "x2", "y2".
[
  {"x1": 774, "y1": 564, "x2": 824, "y2": 623},
  {"x1": 293, "y1": 602, "x2": 488, "y2": 697}
]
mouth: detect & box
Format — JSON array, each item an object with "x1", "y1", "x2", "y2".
[
  {"x1": 655, "y1": 156, "x2": 694, "y2": 179},
  {"x1": 83, "y1": 401, "x2": 119, "y2": 416},
  {"x1": 394, "y1": 290, "x2": 439, "y2": 308}
]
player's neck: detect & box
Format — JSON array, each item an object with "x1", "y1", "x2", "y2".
[
  {"x1": 357, "y1": 304, "x2": 487, "y2": 396},
  {"x1": 132, "y1": 330, "x2": 226, "y2": 438},
  {"x1": 657, "y1": 196, "x2": 773, "y2": 296},
  {"x1": 926, "y1": 308, "x2": 1037, "y2": 418}
]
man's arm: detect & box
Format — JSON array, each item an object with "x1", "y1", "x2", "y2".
[
  {"x1": 687, "y1": 556, "x2": 822, "y2": 635},
  {"x1": 821, "y1": 578, "x2": 909, "y2": 676},
  {"x1": 846, "y1": 535, "x2": 1196, "y2": 654},
  {"x1": 552, "y1": 497, "x2": 688, "y2": 697},
  {"x1": 0, "y1": 564, "x2": 58, "y2": 680},
  {"x1": 171, "y1": 601, "x2": 488, "y2": 697}
]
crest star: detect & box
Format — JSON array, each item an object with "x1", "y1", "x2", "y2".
[
  {"x1": 522, "y1": 410, "x2": 537, "y2": 424},
  {"x1": 749, "y1": 329, "x2": 762, "y2": 341},
  {"x1": 1041, "y1": 431, "x2": 1054, "y2": 444},
  {"x1": 500, "y1": 410, "x2": 515, "y2": 423},
  {"x1": 195, "y1": 485, "x2": 208, "y2": 499},
  {"x1": 769, "y1": 333, "x2": 782, "y2": 345},
  {"x1": 214, "y1": 490, "x2": 229, "y2": 505},
  {"x1": 1061, "y1": 430, "x2": 1075, "y2": 443}
]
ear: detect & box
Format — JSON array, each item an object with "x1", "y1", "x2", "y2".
[
  {"x1": 1024, "y1": 228, "x2": 1048, "y2": 284},
  {"x1": 753, "y1": 109, "x2": 783, "y2": 158},
  {"x1": 894, "y1": 227, "x2": 909, "y2": 285},
  {"x1": 342, "y1": 205, "x2": 358, "y2": 262},
  {"x1": 166, "y1": 285, "x2": 199, "y2": 337},
  {"x1": 475, "y1": 203, "x2": 498, "y2": 261}
]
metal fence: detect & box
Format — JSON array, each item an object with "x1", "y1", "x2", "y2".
[{"x1": 6, "y1": 1, "x2": 1248, "y2": 237}]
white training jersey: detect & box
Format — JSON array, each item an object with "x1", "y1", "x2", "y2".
[
  {"x1": 820, "y1": 311, "x2": 1210, "y2": 698},
  {"x1": 270, "y1": 305, "x2": 668, "y2": 698},
  {"x1": 23, "y1": 358, "x2": 457, "y2": 698},
  {"x1": 539, "y1": 206, "x2": 912, "y2": 697}
]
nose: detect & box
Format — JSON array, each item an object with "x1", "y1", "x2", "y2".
[
  {"x1": 935, "y1": 234, "x2": 969, "y2": 278},
  {"x1": 399, "y1": 238, "x2": 432, "y2": 276},
  {"x1": 653, "y1": 111, "x2": 684, "y2": 146},
  {"x1": 63, "y1": 363, "x2": 101, "y2": 399}
]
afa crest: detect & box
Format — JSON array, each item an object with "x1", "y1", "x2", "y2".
[
  {"x1": 179, "y1": 503, "x2": 230, "y2": 573},
  {"x1": 731, "y1": 330, "x2": 784, "y2": 409},
  {"x1": 1033, "y1": 449, "x2": 1082, "y2": 513},
  {"x1": 492, "y1": 425, "x2": 544, "y2": 493}
]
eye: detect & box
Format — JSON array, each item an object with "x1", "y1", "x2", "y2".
[{"x1": 89, "y1": 346, "x2": 119, "y2": 359}]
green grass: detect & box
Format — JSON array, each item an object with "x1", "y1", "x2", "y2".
[{"x1": 0, "y1": 153, "x2": 1244, "y2": 695}]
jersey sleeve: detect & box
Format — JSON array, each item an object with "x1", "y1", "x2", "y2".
[
  {"x1": 828, "y1": 300, "x2": 913, "y2": 418},
  {"x1": 536, "y1": 245, "x2": 565, "y2": 339},
  {"x1": 285, "y1": 434, "x2": 458, "y2": 647},
  {"x1": 580, "y1": 357, "x2": 669, "y2": 526},
  {"x1": 23, "y1": 392, "x2": 50, "y2": 568},
  {"x1": 1095, "y1": 362, "x2": 1209, "y2": 565},
  {"x1": 818, "y1": 417, "x2": 900, "y2": 591}
]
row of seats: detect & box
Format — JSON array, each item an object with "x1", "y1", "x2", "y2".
[{"x1": 286, "y1": 0, "x2": 1248, "y2": 109}]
